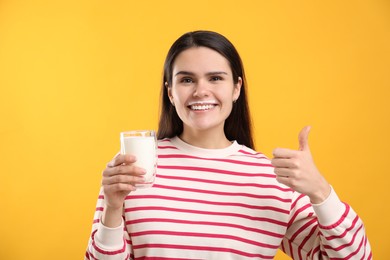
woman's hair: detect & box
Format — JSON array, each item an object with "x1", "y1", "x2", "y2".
[{"x1": 157, "y1": 30, "x2": 254, "y2": 149}]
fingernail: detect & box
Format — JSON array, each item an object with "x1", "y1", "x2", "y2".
[{"x1": 126, "y1": 154, "x2": 136, "y2": 161}]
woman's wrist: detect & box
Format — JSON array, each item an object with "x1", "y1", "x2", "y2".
[
  {"x1": 309, "y1": 181, "x2": 332, "y2": 204},
  {"x1": 102, "y1": 206, "x2": 123, "y2": 228}
]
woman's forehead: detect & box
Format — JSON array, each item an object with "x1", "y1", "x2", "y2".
[{"x1": 172, "y1": 47, "x2": 231, "y2": 75}]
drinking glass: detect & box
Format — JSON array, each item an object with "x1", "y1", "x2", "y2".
[{"x1": 120, "y1": 130, "x2": 157, "y2": 188}]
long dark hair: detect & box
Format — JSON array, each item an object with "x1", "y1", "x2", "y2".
[{"x1": 157, "y1": 30, "x2": 254, "y2": 149}]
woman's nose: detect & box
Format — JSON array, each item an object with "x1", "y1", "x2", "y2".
[{"x1": 193, "y1": 80, "x2": 210, "y2": 97}]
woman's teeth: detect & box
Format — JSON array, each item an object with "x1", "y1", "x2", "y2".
[{"x1": 190, "y1": 104, "x2": 215, "y2": 110}]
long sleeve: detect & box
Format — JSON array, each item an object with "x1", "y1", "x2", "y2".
[
  {"x1": 85, "y1": 139, "x2": 372, "y2": 259},
  {"x1": 280, "y1": 187, "x2": 372, "y2": 259},
  {"x1": 85, "y1": 188, "x2": 132, "y2": 260}
]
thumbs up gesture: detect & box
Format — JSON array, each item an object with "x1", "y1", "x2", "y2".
[{"x1": 271, "y1": 126, "x2": 331, "y2": 204}]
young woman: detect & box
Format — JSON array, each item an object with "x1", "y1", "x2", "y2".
[{"x1": 86, "y1": 31, "x2": 372, "y2": 259}]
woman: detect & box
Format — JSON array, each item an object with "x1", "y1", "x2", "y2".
[{"x1": 86, "y1": 31, "x2": 372, "y2": 259}]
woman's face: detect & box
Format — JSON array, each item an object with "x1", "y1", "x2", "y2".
[{"x1": 168, "y1": 47, "x2": 242, "y2": 135}]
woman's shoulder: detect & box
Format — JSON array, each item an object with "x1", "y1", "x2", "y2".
[
  {"x1": 157, "y1": 137, "x2": 173, "y2": 144},
  {"x1": 235, "y1": 144, "x2": 270, "y2": 160},
  {"x1": 157, "y1": 137, "x2": 177, "y2": 148}
]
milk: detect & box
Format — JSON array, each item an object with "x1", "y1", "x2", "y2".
[{"x1": 120, "y1": 134, "x2": 157, "y2": 188}]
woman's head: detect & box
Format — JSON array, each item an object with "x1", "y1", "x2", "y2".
[{"x1": 157, "y1": 30, "x2": 254, "y2": 149}]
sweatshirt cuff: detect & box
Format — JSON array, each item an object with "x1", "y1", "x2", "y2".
[
  {"x1": 95, "y1": 219, "x2": 125, "y2": 249},
  {"x1": 311, "y1": 186, "x2": 346, "y2": 226}
]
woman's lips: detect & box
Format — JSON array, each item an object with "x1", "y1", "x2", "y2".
[{"x1": 187, "y1": 100, "x2": 218, "y2": 111}]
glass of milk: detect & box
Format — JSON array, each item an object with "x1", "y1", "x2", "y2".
[{"x1": 120, "y1": 130, "x2": 157, "y2": 188}]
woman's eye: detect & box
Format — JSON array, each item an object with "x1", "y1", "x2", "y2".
[
  {"x1": 181, "y1": 78, "x2": 193, "y2": 83},
  {"x1": 210, "y1": 76, "x2": 222, "y2": 81}
]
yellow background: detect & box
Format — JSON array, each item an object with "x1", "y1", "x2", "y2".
[{"x1": 0, "y1": 0, "x2": 388, "y2": 259}]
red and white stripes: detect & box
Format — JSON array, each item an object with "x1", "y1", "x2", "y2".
[{"x1": 86, "y1": 137, "x2": 371, "y2": 259}]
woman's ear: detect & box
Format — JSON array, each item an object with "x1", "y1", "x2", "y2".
[
  {"x1": 166, "y1": 82, "x2": 174, "y2": 106},
  {"x1": 233, "y1": 77, "x2": 242, "y2": 102}
]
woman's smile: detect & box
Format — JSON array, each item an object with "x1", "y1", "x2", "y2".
[{"x1": 187, "y1": 100, "x2": 218, "y2": 111}]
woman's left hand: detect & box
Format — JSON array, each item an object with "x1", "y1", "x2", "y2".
[{"x1": 271, "y1": 126, "x2": 331, "y2": 204}]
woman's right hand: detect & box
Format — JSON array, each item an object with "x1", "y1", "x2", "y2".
[{"x1": 101, "y1": 153, "x2": 146, "y2": 218}]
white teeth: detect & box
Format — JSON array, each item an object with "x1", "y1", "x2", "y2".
[
  {"x1": 190, "y1": 104, "x2": 215, "y2": 110},
  {"x1": 188, "y1": 101, "x2": 217, "y2": 111}
]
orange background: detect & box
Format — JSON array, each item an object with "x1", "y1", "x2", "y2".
[{"x1": 0, "y1": 1, "x2": 389, "y2": 259}]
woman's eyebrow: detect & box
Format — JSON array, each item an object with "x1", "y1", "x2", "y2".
[
  {"x1": 174, "y1": 71, "x2": 228, "y2": 76},
  {"x1": 174, "y1": 71, "x2": 195, "y2": 76},
  {"x1": 206, "y1": 71, "x2": 228, "y2": 76}
]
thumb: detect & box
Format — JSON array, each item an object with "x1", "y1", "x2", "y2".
[{"x1": 298, "y1": 126, "x2": 311, "y2": 151}]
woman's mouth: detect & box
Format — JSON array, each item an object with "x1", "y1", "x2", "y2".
[
  {"x1": 190, "y1": 104, "x2": 216, "y2": 111},
  {"x1": 187, "y1": 101, "x2": 218, "y2": 111}
]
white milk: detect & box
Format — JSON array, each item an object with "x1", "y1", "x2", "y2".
[{"x1": 121, "y1": 136, "x2": 157, "y2": 187}]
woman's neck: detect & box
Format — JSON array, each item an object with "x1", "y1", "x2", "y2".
[{"x1": 179, "y1": 128, "x2": 232, "y2": 149}]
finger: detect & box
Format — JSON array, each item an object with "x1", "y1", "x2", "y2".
[
  {"x1": 275, "y1": 174, "x2": 292, "y2": 187},
  {"x1": 272, "y1": 148, "x2": 299, "y2": 158},
  {"x1": 102, "y1": 174, "x2": 145, "y2": 186},
  {"x1": 103, "y1": 164, "x2": 146, "y2": 177},
  {"x1": 103, "y1": 182, "x2": 136, "y2": 193},
  {"x1": 274, "y1": 167, "x2": 291, "y2": 178},
  {"x1": 271, "y1": 158, "x2": 298, "y2": 168},
  {"x1": 107, "y1": 154, "x2": 137, "y2": 167},
  {"x1": 298, "y1": 126, "x2": 311, "y2": 151}
]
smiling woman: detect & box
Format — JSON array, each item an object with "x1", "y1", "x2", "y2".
[
  {"x1": 167, "y1": 47, "x2": 242, "y2": 148},
  {"x1": 85, "y1": 31, "x2": 372, "y2": 260},
  {"x1": 159, "y1": 31, "x2": 253, "y2": 150}
]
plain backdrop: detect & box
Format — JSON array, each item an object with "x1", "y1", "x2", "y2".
[{"x1": 0, "y1": 0, "x2": 389, "y2": 259}]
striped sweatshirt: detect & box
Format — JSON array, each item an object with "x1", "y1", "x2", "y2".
[{"x1": 86, "y1": 136, "x2": 372, "y2": 260}]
